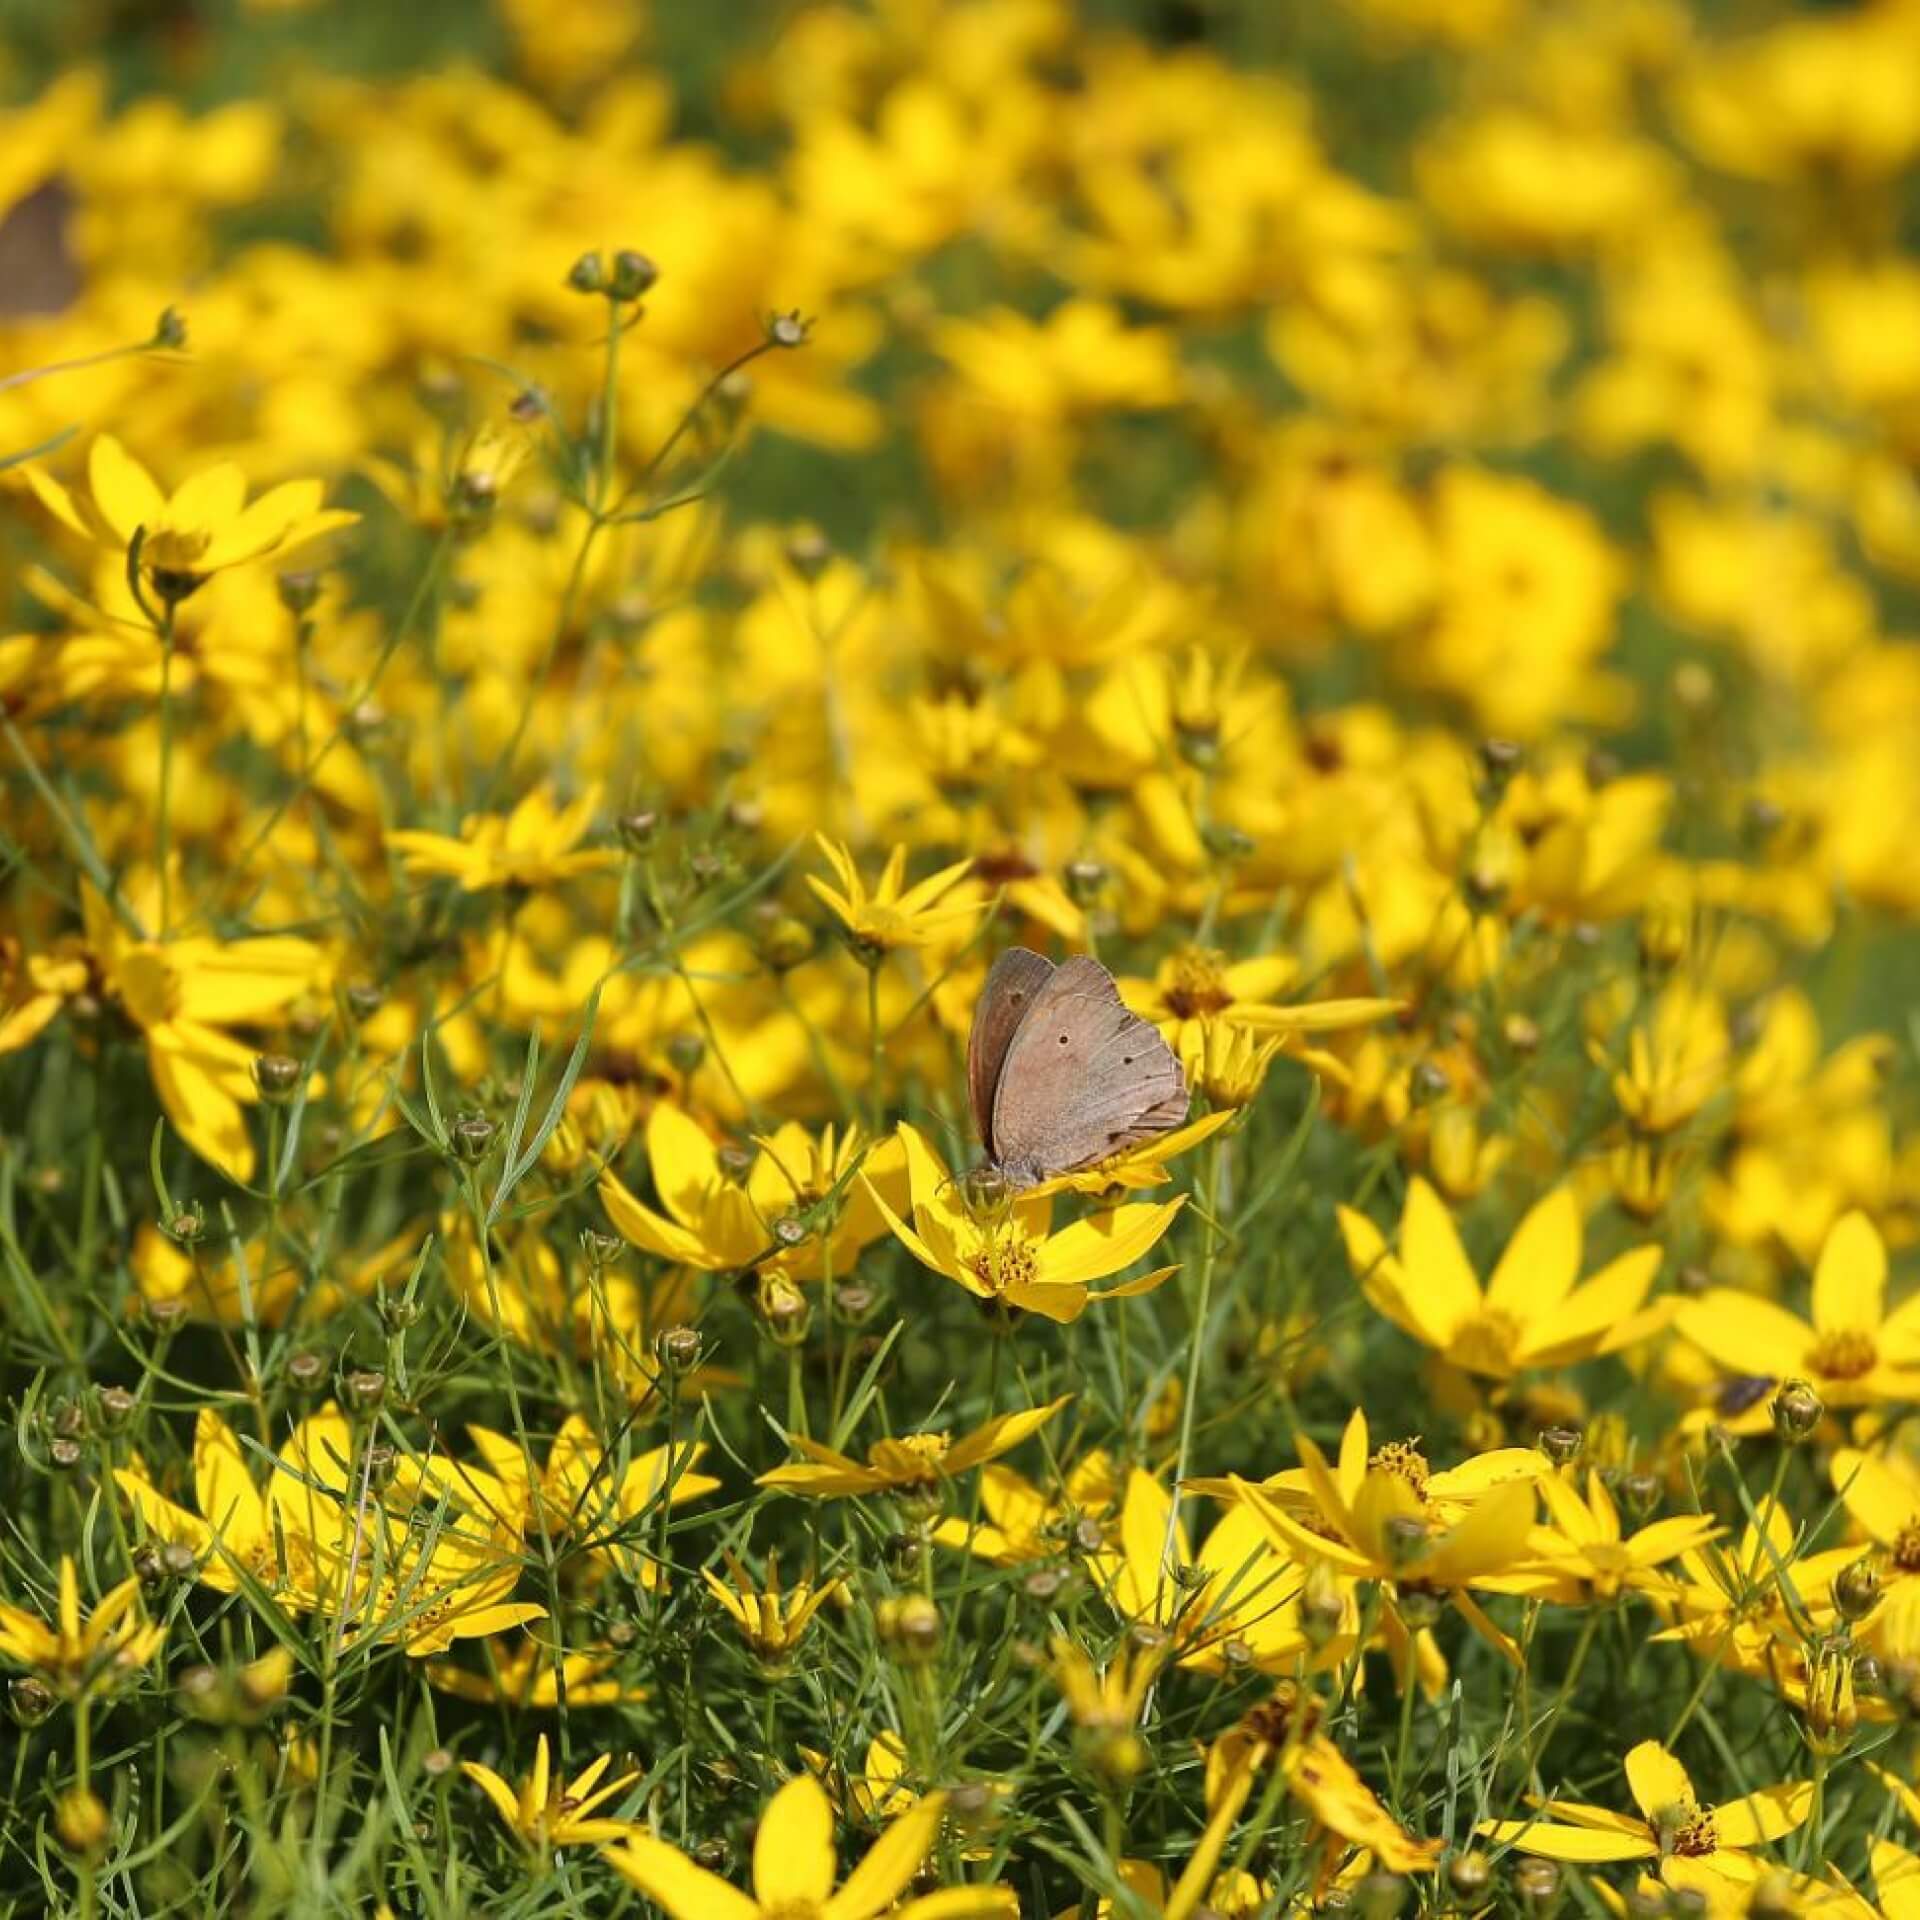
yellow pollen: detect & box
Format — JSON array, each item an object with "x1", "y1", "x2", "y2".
[
  {"x1": 965, "y1": 1237, "x2": 1039, "y2": 1294},
  {"x1": 1162, "y1": 947, "x2": 1234, "y2": 1021},
  {"x1": 1671, "y1": 1805, "x2": 1718, "y2": 1857},
  {"x1": 1369, "y1": 1440, "x2": 1431, "y2": 1497},
  {"x1": 1894, "y1": 1520, "x2": 1920, "y2": 1572},
  {"x1": 1808, "y1": 1328, "x2": 1877, "y2": 1381}
]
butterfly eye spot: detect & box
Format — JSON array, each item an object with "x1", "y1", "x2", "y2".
[{"x1": 1058, "y1": 1033, "x2": 1069, "y2": 1045}]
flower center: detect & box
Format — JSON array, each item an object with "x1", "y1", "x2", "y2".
[
  {"x1": 117, "y1": 947, "x2": 183, "y2": 1027},
  {"x1": 1671, "y1": 1805, "x2": 1718, "y2": 1857},
  {"x1": 870, "y1": 1432, "x2": 951, "y2": 1484},
  {"x1": 1808, "y1": 1329, "x2": 1877, "y2": 1381},
  {"x1": 1451, "y1": 1308, "x2": 1523, "y2": 1375},
  {"x1": 1369, "y1": 1440, "x2": 1431, "y2": 1498},
  {"x1": 1894, "y1": 1520, "x2": 1920, "y2": 1573},
  {"x1": 964, "y1": 1236, "x2": 1039, "y2": 1295},
  {"x1": 1163, "y1": 947, "x2": 1234, "y2": 1020}
]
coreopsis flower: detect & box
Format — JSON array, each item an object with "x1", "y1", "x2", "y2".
[
  {"x1": 1598, "y1": 978, "x2": 1730, "y2": 1137},
  {"x1": 1491, "y1": 1469, "x2": 1721, "y2": 1606},
  {"x1": 1873, "y1": 1840, "x2": 1920, "y2": 1920},
  {"x1": 267, "y1": 1407, "x2": 546, "y2": 1657},
  {"x1": 702, "y1": 1549, "x2": 846, "y2": 1663},
  {"x1": 1116, "y1": 944, "x2": 1397, "y2": 1057},
  {"x1": 758, "y1": 1396, "x2": 1069, "y2": 1504},
  {"x1": 25, "y1": 436, "x2": 355, "y2": 605},
  {"x1": 386, "y1": 785, "x2": 618, "y2": 892},
  {"x1": 0, "y1": 1557, "x2": 164, "y2": 1696},
  {"x1": 79, "y1": 879, "x2": 320, "y2": 1181},
  {"x1": 867, "y1": 1124, "x2": 1180, "y2": 1322},
  {"x1": 1677, "y1": 1212, "x2": 1920, "y2": 1410},
  {"x1": 600, "y1": 1105, "x2": 903, "y2": 1282},
  {"x1": 1651, "y1": 1503, "x2": 1862, "y2": 1656},
  {"x1": 1206, "y1": 1685, "x2": 1442, "y2": 1877},
  {"x1": 1230, "y1": 1411, "x2": 1542, "y2": 1598},
  {"x1": 1478, "y1": 1739, "x2": 1811, "y2": 1886},
  {"x1": 462, "y1": 1736, "x2": 639, "y2": 1853},
  {"x1": 115, "y1": 1407, "x2": 323, "y2": 1602},
  {"x1": 467, "y1": 1416, "x2": 719, "y2": 1593},
  {"x1": 428, "y1": 1637, "x2": 645, "y2": 1709},
  {"x1": 600, "y1": 1773, "x2": 1014, "y2": 1919},
  {"x1": 807, "y1": 834, "x2": 977, "y2": 959},
  {"x1": 1093, "y1": 1469, "x2": 1321, "y2": 1676},
  {"x1": 1340, "y1": 1178, "x2": 1666, "y2": 1380},
  {"x1": 932, "y1": 1451, "x2": 1120, "y2": 1566},
  {"x1": 1180, "y1": 1022, "x2": 1287, "y2": 1110}
]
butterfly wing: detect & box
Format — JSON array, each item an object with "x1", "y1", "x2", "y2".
[
  {"x1": 989, "y1": 955, "x2": 1189, "y2": 1185},
  {"x1": 967, "y1": 947, "x2": 1057, "y2": 1158}
]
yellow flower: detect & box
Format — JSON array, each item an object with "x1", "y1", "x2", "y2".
[
  {"x1": 1232, "y1": 1411, "x2": 1541, "y2": 1596},
  {"x1": 1116, "y1": 944, "x2": 1397, "y2": 1058},
  {"x1": 0, "y1": 1556, "x2": 164, "y2": 1695},
  {"x1": 807, "y1": 834, "x2": 977, "y2": 958},
  {"x1": 601, "y1": 1772, "x2": 1015, "y2": 1919},
  {"x1": 461, "y1": 1735, "x2": 638, "y2": 1854},
  {"x1": 1651, "y1": 1503, "x2": 1860, "y2": 1655},
  {"x1": 867, "y1": 1124, "x2": 1181, "y2": 1323},
  {"x1": 1490, "y1": 1469, "x2": 1721, "y2": 1606},
  {"x1": 931, "y1": 1451, "x2": 1120, "y2": 1566},
  {"x1": 467, "y1": 1415, "x2": 719, "y2": 1593},
  {"x1": 702, "y1": 1549, "x2": 846, "y2": 1662},
  {"x1": 1340, "y1": 1178, "x2": 1666, "y2": 1380},
  {"x1": 1677, "y1": 1212, "x2": 1920, "y2": 1409},
  {"x1": 427, "y1": 1637, "x2": 645, "y2": 1710},
  {"x1": 600, "y1": 1105, "x2": 903, "y2": 1281},
  {"x1": 1179, "y1": 1022, "x2": 1286, "y2": 1110},
  {"x1": 25, "y1": 434, "x2": 356, "y2": 602},
  {"x1": 758, "y1": 1395, "x2": 1070, "y2": 1502},
  {"x1": 1093, "y1": 1469, "x2": 1322, "y2": 1677},
  {"x1": 1049, "y1": 1632, "x2": 1161, "y2": 1783},
  {"x1": 116, "y1": 1406, "x2": 322, "y2": 1602},
  {"x1": 386, "y1": 785, "x2": 617, "y2": 893},
  {"x1": 81, "y1": 879, "x2": 320, "y2": 1182},
  {"x1": 1205, "y1": 1687, "x2": 1442, "y2": 1878},
  {"x1": 1479, "y1": 1738, "x2": 1811, "y2": 1883}
]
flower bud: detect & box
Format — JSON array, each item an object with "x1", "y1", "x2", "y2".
[
  {"x1": 450, "y1": 1111, "x2": 496, "y2": 1165},
  {"x1": 755, "y1": 912, "x2": 815, "y2": 974},
  {"x1": 655, "y1": 1325, "x2": 702, "y2": 1374},
  {"x1": 876, "y1": 1593, "x2": 941, "y2": 1664},
  {"x1": 1834, "y1": 1556, "x2": 1881, "y2": 1623},
  {"x1": 1300, "y1": 1560, "x2": 1346, "y2": 1647},
  {"x1": 1617, "y1": 1471, "x2": 1661, "y2": 1523},
  {"x1": 166, "y1": 1203, "x2": 206, "y2": 1246},
  {"x1": 1354, "y1": 1873, "x2": 1406, "y2": 1920},
  {"x1": 1538, "y1": 1426, "x2": 1582, "y2": 1467},
  {"x1": 665, "y1": 1032, "x2": 705, "y2": 1076},
  {"x1": 343, "y1": 1367, "x2": 386, "y2": 1414},
  {"x1": 609, "y1": 250, "x2": 659, "y2": 302},
  {"x1": 1511, "y1": 1857, "x2": 1560, "y2": 1913},
  {"x1": 277, "y1": 570, "x2": 322, "y2": 617},
  {"x1": 153, "y1": 306, "x2": 189, "y2": 349},
  {"x1": 566, "y1": 251, "x2": 607, "y2": 295},
  {"x1": 1447, "y1": 1852, "x2": 1491, "y2": 1902},
  {"x1": 10, "y1": 1675, "x2": 55, "y2": 1726},
  {"x1": 285, "y1": 1348, "x2": 329, "y2": 1394},
  {"x1": 1771, "y1": 1378, "x2": 1822, "y2": 1444},
  {"x1": 757, "y1": 1274, "x2": 811, "y2": 1348},
  {"x1": 1477, "y1": 737, "x2": 1523, "y2": 792},
  {"x1": 55, "y1": 1787, "x2": 110, "y2": 1855},
  {"x1": 343, "y1": 981, "x2": 385, "y2": 1024},
  {"x1": 766, "y1": 310, "x2": 810, "y2": 349},
  {"x1": 253, "y1": 1052, "x2": 303, "y2": 1104},
  {"x1": 783, "y1": 525, "x2": 831, "y2": 582}
]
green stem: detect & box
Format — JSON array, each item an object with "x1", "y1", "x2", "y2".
[
  {"x1": 866, "y1": 964, "x2": 885, "y2": 1138},
  {"x1": 1160, "y1": 1133, "x2": 1225, "y2": 1612},
  {"x1": 156, "y1": 600, "x2": 177, "y2": 936}
]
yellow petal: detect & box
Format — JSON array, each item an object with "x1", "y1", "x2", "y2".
[
  {"x1": 825, "y1": 1790, "x2": 947, "y2": 1920},
  {"x1": 754, "y1": 1775, "x2": 837, "y2": 1905},
  {"x1": 1400, "y1": 1178, "x2": 1484, "y2": 1331},
  {"x1": 460, "y1": 1761, "x2": 524, "y2": 1837},
  {"x1": 1623, "y1": 1742, "x2": 1695, "y2": 1824},
  {"x1": 1037, "y1": 1198, "x2": 1183, "y2": 1287},
  {"x1": 1712, "y1": 1781, "x2": 1814, "y2": 1848},
  {"x1": 603, "y1": 1836, "x2": 761, "y2": 1920},
  {"x1": 1811, "y1": 1210, "x2": 1886, "y2": 1337},
  {"x1": 1478, "y1": 1819, "x2": 1655, "y2": 1863},
  {"x1": 88, "y1": 435, "x2": 164, "y2": 545},
  {"x1": 1485, "y1": 1185, "x2": 1582, "y2": 1317}
]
